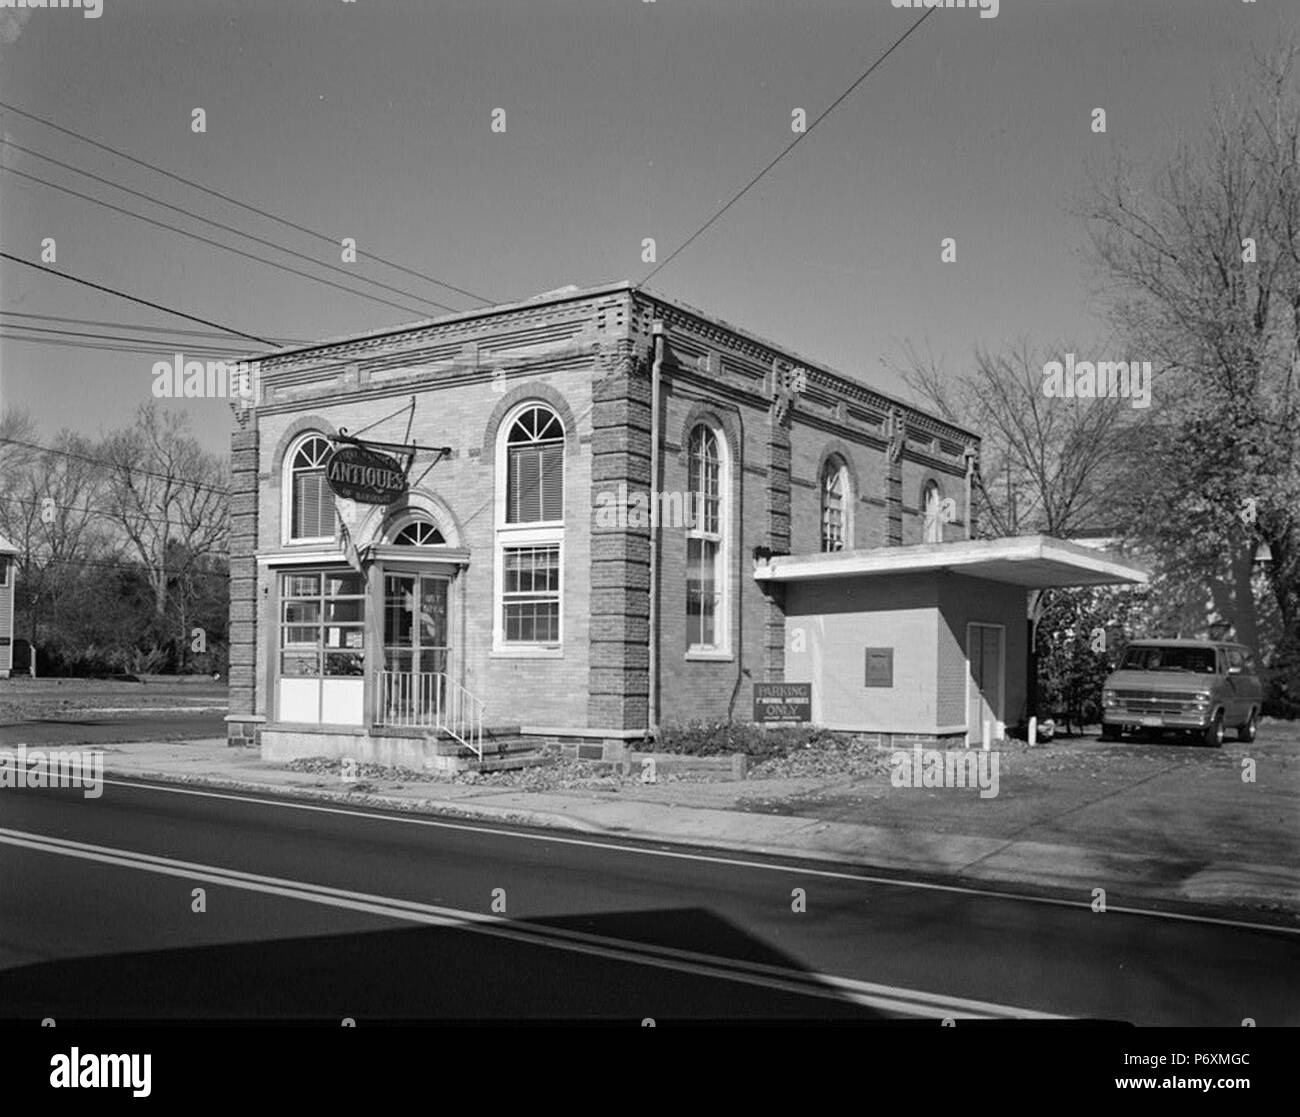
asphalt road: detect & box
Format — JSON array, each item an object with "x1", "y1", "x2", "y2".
[
  {"x1": 0, "y1": 711, "x2": 226, "y2": 746},
  {"x1": 1, "y1": 778, "x2": 1296, "y2": 1024}
]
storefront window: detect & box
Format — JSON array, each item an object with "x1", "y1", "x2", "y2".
[{"x1": 279, "y1": 570, "x2": 365, "y2": 676}]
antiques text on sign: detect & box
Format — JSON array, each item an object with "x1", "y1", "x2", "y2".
[{"x1": 324, "y1": 445, "x2": 408, "y2": 505}]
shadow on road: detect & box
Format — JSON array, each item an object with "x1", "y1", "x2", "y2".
[{"x1": 0, "y1": 907, "x2": 883, "y2": 1023}]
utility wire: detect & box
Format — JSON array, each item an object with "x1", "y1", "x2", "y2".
[
  {"x1": 2, "y1": 492, "x2": 227, "y2": 535},
  {"x1": 3, "y1": 141, "x2": 462, "y2": 315},
  {"x1": 2, "y1": 323, "x2": 250, "y2": 354},
  {"x1": 0, "y1": 333, "x2": 242, "y2": 359},
  {"x1": 1, "y1": 309, "x2": 305, "y2": 347},
  {"x1": 643, "y1": 7, "x2": 936, "y2": 283},
  {"x1": 0, "y1": 251, "x2": 270, "y2": 345},
  {"x1": 1, "y1": 164, "x2": 435, "y2": 319},
  {"x1": 0, "y1": 435, "x2": 229, "y2": 497},
  {"x1": 0, "y1": 99, "x2": 495, "y2": 306}
]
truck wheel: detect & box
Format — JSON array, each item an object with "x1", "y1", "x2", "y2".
[
  {"x1": 1237, "y1": 710, "x2": 1258, "y2": 743},
  {"x1": 1202, "y1": 711, "x2": 1224, "y2": 748},
  {"x1": 1099, "y1": 723, "x2": 1121, "y2": 741}
]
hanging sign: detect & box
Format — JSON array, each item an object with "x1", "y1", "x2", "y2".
[{"x1": 324, "y1": 445, "x2": 408, "y2": 505}]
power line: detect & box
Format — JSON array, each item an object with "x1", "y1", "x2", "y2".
[
  {"x1": 1, "y1": 309, "x2": 304, "y2": 347},
  {"x1": 0, "y1": 99, "x2": 495, "y2": 306},
  {"x1": 2, "y1": 492, "x2": 227, "y2": 536},
  {"x1": 2, "y1": 323, "x2": 247, "y2": 354},
  {"x1": 0, "y1": 251, "x2": 270, "y2": 345},
  {"x1": 643, "y1": 7, "x2": 937, "y2": 283},
  {"x1": 1, "y1": 163, "x2": 436, "y2": 319},
  {"x1": 3, "y1": 491, "x2": 196, "y2": 527},
  {"x1": 0, "y1": 333, "x2": 243, "y2": 359},
  {"x1": 0, "y1": 435, "x2": 229, "y2": 497},
  {"x1": 3, "y1": 141, "x2": 462, "y2": 316}
]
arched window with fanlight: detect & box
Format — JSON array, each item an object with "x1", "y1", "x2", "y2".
[
  {"x1": 494, "y1": 401, "x2": 566, "y2": 652},
  {"x1": 686, "y1": 422, "x2": 729, "y2": 656},
  {"x1": 505, "y1": 405, "x2": 564, "y2": 524},
  {"x1": 285, "y1": 433, "x2": 336, "y2": 543},
  {"x1": 820, "y1": 457, "x2": 850, "y2": 552},
  {"x1": 392, "y1": 519, "x2": 446, "y2": 546}
]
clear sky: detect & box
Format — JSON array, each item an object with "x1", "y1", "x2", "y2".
[{"x1": 1, "y1": 0, "x2": 1294, "y2": 454}]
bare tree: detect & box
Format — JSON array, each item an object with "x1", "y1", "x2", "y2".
[
  {"x1": 891, "y1": 338, "x2": 1135, "y2": 540},
  {"x1": 0, "y1": 425, "x2": 108, "y2": 675},
  {"x1": 100, "y1": 405, "x2": 229, "y2": 667},
  {"x1": 1079, "y1": 46, "x2": 1300, "y2": 680}
]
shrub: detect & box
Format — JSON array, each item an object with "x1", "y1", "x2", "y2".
[{"x1": 655, "y1": 719, "x2": 838, "y2": 762}]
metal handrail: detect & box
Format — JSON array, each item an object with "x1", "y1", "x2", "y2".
[{"x1": 376, "y1": 670, "x2": 483, "y2": 760}]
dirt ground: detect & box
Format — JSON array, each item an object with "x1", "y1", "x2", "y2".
[{"x1": 729, "y1": 720, "x2": 1300, "y2": 872}]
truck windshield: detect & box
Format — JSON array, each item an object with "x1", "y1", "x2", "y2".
[{"x1": 1121, "y1": 646, "x2": 1217, "y2": 673}]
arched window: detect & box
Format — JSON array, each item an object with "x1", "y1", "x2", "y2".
[
  {"x1": 495, "y1": 402, "x2": 565, "y2": 651},
  {"x1": 287, "y1": 434, "x2": 336, "y2": 542},
  {"x1": 922, "y1": 480, "x2": 943, "y2": 543},
  {"x1": 686, "y1": 422, "x2": 728, "y2": 655},
  {"x1": 820, "y1": 457, "x2": 850, "y2": 552},
  {"x1": 505, "y1": 405, "x2": 564, "y2": 524},
  {"x1": 393, "y1": 520, "x2": 446, "y2": 546}
]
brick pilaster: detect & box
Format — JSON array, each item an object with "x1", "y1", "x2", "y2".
[
  {"x1": 886, "y1": 408, "x2": 904, "y2": 546},
  {"x1": 587, "y1": 338, "x2": 653, "y2": 733},
  {"x1": 764, "y1": 387, "x2": 792, "y2": 682},
  {"x1": 227, "y1": 425, "x2": 260, "y2": 745}
]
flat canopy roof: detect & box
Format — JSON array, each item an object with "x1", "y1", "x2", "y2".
[{"x1": 753, "y1": 534, "x2": 1149, "y2": 590}]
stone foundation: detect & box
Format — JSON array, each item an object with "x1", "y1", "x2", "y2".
[
  {"x1": 226, "y1": 716, "x2": 264, "y2": 748},
  {"x1": 261, "y1": 726, "x2": 430, "y2": 769}
]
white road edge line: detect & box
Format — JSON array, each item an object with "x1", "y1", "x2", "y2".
[
  {"x1": 0, "y1": 827, "x2": 1057, "y2": 1020},
  {"x1": 87, "y1": 775, "x2": 1300, "y2": 937}
]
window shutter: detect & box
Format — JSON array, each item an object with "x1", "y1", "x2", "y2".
[
  {"x1": 294, "y1": 472, "x2": 334, "y2": 538},
  {"x1": 520, "y1": 448, "x2": 541, "y2": 522},
  {"x1": 541, "y1": 444, "x2": 563, "y2": 521},
  {"x1": 294, "y1": 473, "x2": 318, "y2": 538},
  {"x1": 320, "y1": 479, "x2": 336, "y2": 537},
  {"x1": 508, "y1": 445, "x2": 558, "y2": 523}
]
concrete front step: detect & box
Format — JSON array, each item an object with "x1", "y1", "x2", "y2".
[
  {"x1": 427, "y1": 749, "x2": 554, "y2": 773},
  {"x1": 422, "y1": 730, "x2": 553, "y2": 771},
  {"x1": 464, "y1": 752, "x2": 554, "y2": 773}
]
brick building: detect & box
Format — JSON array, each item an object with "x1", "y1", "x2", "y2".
[{"x1": 227, "y1": 282, "x2": 1145, "y2": 767}]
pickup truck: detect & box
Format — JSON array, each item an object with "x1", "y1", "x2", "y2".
[{"x1": 1099, "y1": 639, "x2": 1261, "y2": 747}]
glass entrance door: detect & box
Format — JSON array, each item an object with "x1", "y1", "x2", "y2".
[{"x1": 382, "y1": 574, "x2": 450, "y2": 723}]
